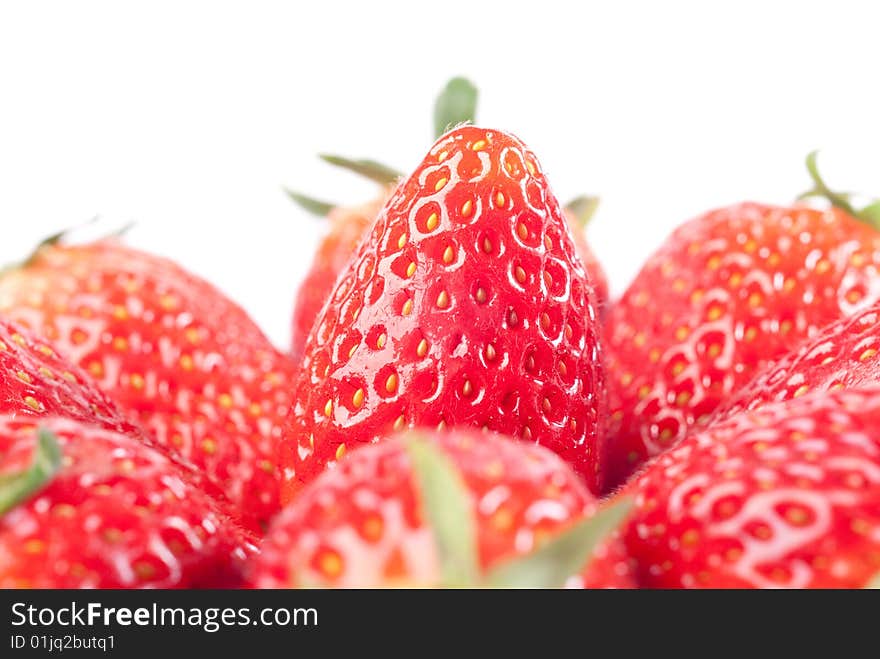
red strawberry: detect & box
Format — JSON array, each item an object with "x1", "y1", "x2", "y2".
[
  {"x1": 0, "y1": 316, "x2": 137, "y2": 435},
  {"x1": 250, "y1": 429, "x2": 628, "y2": 588},
  {"x1": 280, "y1": 126, "x2": 607, "y2": 500},
  {"x1": 604, "y1": 196, "x2": 880, "y2": 490},
  {"x1": 717, "y1": 302, "x2": 880, "y2": 420},
  {"x1": 287, "y1": 79, "x2": 608, "y2": 355},
  {"x1": 289, "y1": 193, "x2": 390, "y2": 359},
  {"x1": 615, "y1": 387, "x2": 880, "y2": 588},
  {"x1": 0, "y1": 414, "x2": 253, "y2": 588},
  {"x1": 0, "y1": 240, "x2": 297, "y2": 528}
]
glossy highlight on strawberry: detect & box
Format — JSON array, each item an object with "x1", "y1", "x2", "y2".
[
  {"x1": 280, "y1": 126, "x2": 607, "y2": 499},
  {"x1": 604, "y1": 202, "x2": 880, "y2": 490}
]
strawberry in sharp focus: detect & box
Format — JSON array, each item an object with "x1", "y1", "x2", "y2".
[
  {"x1": 604, "y1": 156, "x2": 880, "y2": 490},
  {"x1": 715, "y1": 301, "x2": 880, "y2": 421},
  {"x1": 250, "y1": 429, "x2": 629, "y2": 588},
  {"x1": 280, "y1": 126, "x2": 608, "y2": 500},
  {"x1": 286, "y1": 78, "x2": 609, "y2": 356},
  {"x1": 0, "y1": 414, "x2": 253, "y2": 588},
  {"x1": 0, "y1": 240, "x2": 297, "y2": 529},
  {"x1": 616, "y1": 387, "x2": 880, "y2": 588}
]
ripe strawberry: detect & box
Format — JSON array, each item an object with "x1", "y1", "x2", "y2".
[
  {"x1": 250, "y1": 429, "x2": 628, "y2": 588},
  {"x1": 717, "y1": 302, "x2": 880, "y2": 420},
  {"x1": 616, "y1": 387, "x2": 880, "y2": 588},
  {"x1": 604, "y1": 196, "x2": 880, "y2": 490},
  {"x1": 286, "y1": 79, "x2": 608, "y2": 355},
  {"x1": 0, "y1": 316, "x2": 137, "y2": 435},
  {"x1": 289, "y1": 193, "x2": 390, "y2": 359},
  {"x1": 0, "y1": 240, "x2": 297, "y2": 528},
  {"x1": 0, "y1": 414, "x2": 253, "y2": 588},
  {"x1": 280, "y1": 126, "x2": 607, "y2": 499}
]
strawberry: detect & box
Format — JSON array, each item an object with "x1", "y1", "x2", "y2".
[
  {"x1": 280, "y1": 126, "x2": 607, "y2": 499},
  {"x1": 0, "y1": 239, "x2": 297, "y2": 529},
  {"x1": 0, "y1": 316, "x2": 137, "y2": 435},
  {"x1": 604, "y1": 156, "x2": 880, "y2": 490},
  {"x1": 717, "y1": 302, "x2": 880, "y2": 420},
  {"x1": 0, "y1": 414, "x2": 253, "y2": 588},
  {"x1": 288, "y1": 193, "x2": 391, "y2": 359},
  {"x1": 250, "y1": 429, "x2": 628, "y2": 588},
  {"x1": 615, "y1": 387, "x2": 880, "y2": 588},
  {"x1": 286, "y1": 78, "x2": 608, "y2": 356}
]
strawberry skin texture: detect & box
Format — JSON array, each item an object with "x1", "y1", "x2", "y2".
[
  {"x1": 0, "y1": 317, "x2": 138, "y2": 435},
  {"x1": 0, "y1": 242, "x2": 297, "y2": 528},
  {"x1": 619, "y1": 387, "x2": 880, "y2": 588},
  {"x1": 290, "y1": 200, "x2": 608, "y2": 360},
  {"x1": 717, "y1": 302, "x2": 880, "y2": 420},
  {"x1": 0, "y1": 415, "x2": 253, "y2": 588},
  {"x1": 251, "y1": 430, "x2": 607, "y2": 588},
  {"x1": 281, "y1": 126, "x2": 607, "y2": 499},
  {"x1": 604, "y1": 202, "x2": 880, "y2": 490},
  {"x1": 291, "y1": 195, "x2": 388, "y2": 359}
]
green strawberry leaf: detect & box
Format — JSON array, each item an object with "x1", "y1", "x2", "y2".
[
  {"x1": 284, "y1": 189, "x2": 336, "y2": 217},
  {"x1": 406, "y1": 435, "x2": 480, "y2": 587},
  {"x1": 858, "y1": 201, "x2": 880, "y2": 230},
  {"x1": 318, "y1": 154, "x2": 401, "y2": 186},
  {"x1": 434, "y1": 77, "x2": 478, "y2": 138},
  {"x1": 565, "y1": 196, "x2": 601, "y2": 229},
  {"x1": 0, "y1": 428, "x2": 63, "y2": 516},
  {"x1": 483, "y1": 498, "x2": 632, "y2": 589}
]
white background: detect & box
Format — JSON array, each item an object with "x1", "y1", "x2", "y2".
[{"x1": 1, "y1": 1, "x2": 878, "y2": 348}]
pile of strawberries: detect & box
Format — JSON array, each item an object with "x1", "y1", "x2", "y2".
[{"x1": 3, "y1": 79, "x2": 880, "y2": 589}]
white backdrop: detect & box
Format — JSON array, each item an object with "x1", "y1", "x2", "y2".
[{"x1": 1, "y1": 0, "x2": 878, "y2": 348}]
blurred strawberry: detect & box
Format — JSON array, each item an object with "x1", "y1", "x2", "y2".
[
  {"x1": 250, "y1": 429, "x2": 628, "y2": 588},
  {"x1": 603, "y1": 154, "x2": 880, "y2": 490},
  {"x1": 0, "y1": 415, "x2": 253, "y2": 588},
  {"x1": 616, "y1": 387, "x2": 880, "y2": 588},
  {"x1": 286, "y1": 183, "x2": 394, "y2": 359},
  {"x1": 716, "y1": 301, "x2": 880, "y2": 420},
  {"x1": 0, "y1": 315, "x2": 137, "y2": 434},
  {"x1": 280, "y1": 126, "x2": 608, "y2": 499},
  {"x1": 0, "y1": 239, "x2": 297, "y2": 529}
]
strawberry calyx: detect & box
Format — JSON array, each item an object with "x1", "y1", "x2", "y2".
[
  {"x1": 433, "y1": 76, "x2": 478, "y2": 139},
  {"x1": 800, "y1": 151, "x2": 880, "y2": 229},
  {"x1": 1, "y1": 217, "x2": 135, "y2": 276},
  {"x1": 405, "y1": 436, "x2": 480, "y2": 586},
  {"x1": 565, "y1": 195, "x2": 601, "y2": 229},
  {"x1": 405, "y1": 432, "x2": 631, "y2": 588},
  {"x1": 0, "y1": 428, "x2": 62, "y2": 516},
  {"x1": 285, "y1": 77, "x2": 601, "y2": 232}
]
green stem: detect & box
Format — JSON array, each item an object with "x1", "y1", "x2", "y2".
[
  {"x1": 0, "y1": 428, "x2": 62, "y2": 516},
  {"x1": 799, "y1": 151, "x2": 880, "y2": 229}
]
